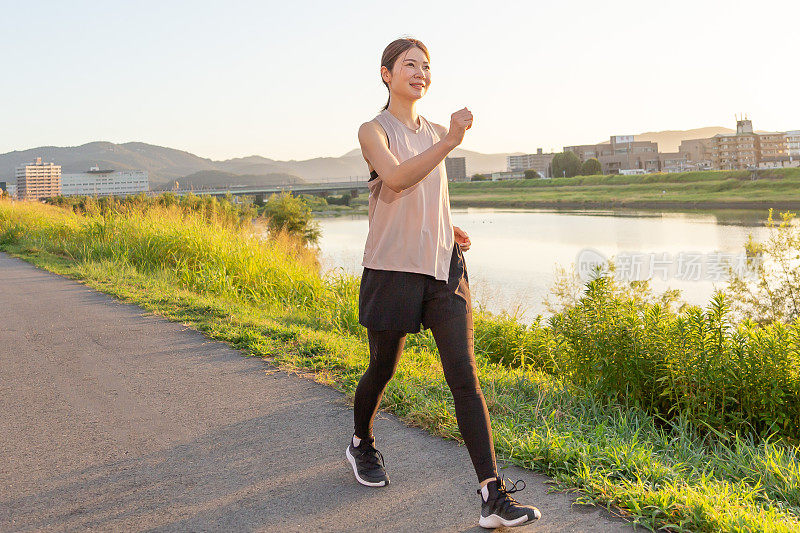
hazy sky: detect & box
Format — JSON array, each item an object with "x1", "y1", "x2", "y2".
[{"x1": 2, "y1": 0, "x2": 798, "y2": 161}]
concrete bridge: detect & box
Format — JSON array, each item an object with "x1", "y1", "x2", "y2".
[{"x1": 151, "y1": 180, "x2": 370, "y2": 201}]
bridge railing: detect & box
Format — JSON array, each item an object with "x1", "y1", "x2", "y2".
[{"x1": 150, "y1": 179, "x2": 370, "y2": 197}]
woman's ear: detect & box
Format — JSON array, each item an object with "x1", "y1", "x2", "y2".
[{"x1": 381, "y1": 65, "x2": 391, "y2": 84}]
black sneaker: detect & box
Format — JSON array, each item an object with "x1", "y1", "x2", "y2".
[
  {"x1": 478, "y1": 477, "x2": 541, "y2": 529},
  {"x1": 345, "y1": 435, "x2": 390, "y2": 487}
]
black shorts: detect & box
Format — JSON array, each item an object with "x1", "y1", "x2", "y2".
[{"x1": 358, "y1": 244, "x2": 471, "y2": 334}]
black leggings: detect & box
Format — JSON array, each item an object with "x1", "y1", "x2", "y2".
[{"x1": 353, "y1": 311, "x2": 498, "y2": 483}]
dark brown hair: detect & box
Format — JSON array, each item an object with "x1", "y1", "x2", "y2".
[{"x1": 380, "y1": 37, "x2": 430, "y2": 111}]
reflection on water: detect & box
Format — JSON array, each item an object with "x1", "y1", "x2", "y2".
[{"x1": 316, "y1": 207, "x2": 777, "y2": 323}]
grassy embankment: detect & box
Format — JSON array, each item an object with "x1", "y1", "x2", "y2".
[
  {"x1": 449, "y1": 168, "x2": 800, "y2": 210},
  {"x1": 1, "y1": 196, "x2": 799, "y2": 532}
]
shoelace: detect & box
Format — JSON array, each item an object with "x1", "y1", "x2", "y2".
[
  {"x1": 478, "y1": 478, "x2": 527, "y2": 511},
  {"x1": 356, "y1": 442, "x2": 385, "y2": 469}
]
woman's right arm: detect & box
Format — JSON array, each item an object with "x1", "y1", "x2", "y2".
[{"x1": 359, "y1": 108, "x2": 473, "y2": 193}]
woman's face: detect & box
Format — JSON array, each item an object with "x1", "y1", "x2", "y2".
[{"x1": 383, "y1": 46, "x2": 431, "y2": 101}]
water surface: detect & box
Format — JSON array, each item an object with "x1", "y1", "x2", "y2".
[{"x1": 316, "y1": 207, "x2": 777, "y2": 322}]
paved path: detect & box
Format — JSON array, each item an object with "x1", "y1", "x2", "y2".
[{"x1": 0, "y1": 252, "x2": 632, "y2": 532}]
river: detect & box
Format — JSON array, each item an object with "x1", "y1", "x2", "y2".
[{"x1": 315, "y1": 207, "x2": 778, "y2": 322}]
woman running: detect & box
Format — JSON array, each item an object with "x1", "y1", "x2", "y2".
[{"x1": 344, "y1": 37, "x2": 541, "y2": 529}]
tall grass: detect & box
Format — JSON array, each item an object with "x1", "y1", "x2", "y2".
[
  {"x1": 46, "y1": 191, "x2": 256, "y2": 227},
  {"x1": 0, "y1": 199, "x2": 359, "y2": 331},
  {"x1": 458, "y1": 270, "x2": 800, "y2": 439},
  {"x1": 551, "y1": 278, "x2": 800, "y2": 437}
]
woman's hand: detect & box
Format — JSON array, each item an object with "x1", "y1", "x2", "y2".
[
  {"x1": 454, "y1": 226, "x2": 471, "y2": 252},
  {"x1": 444, "y1": 107, "x2": 473, "y2": 148}
]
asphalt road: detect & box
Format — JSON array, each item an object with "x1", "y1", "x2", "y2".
[{"x1": 0, "y1": 252, "x2": 633, "y2": 532}]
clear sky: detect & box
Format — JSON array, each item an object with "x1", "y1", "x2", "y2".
[{"x1": 2, "y1": 0, "x2": 798, "y2": 161}]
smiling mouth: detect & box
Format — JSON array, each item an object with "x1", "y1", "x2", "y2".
[{"x1": 410, "y1": 83, "x2": 425, "y2": 89}]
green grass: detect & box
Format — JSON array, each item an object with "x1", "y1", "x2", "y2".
[
  {"x1": 449, "y1": 168, "x2": 800, "y2": 209},
  {"x1": 2, "y1": 198, "x2": 800, "y2": 532}
]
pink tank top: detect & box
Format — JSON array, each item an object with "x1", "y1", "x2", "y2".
[{"x1": 361, "y1": 109, "x2": 455, "y2": 282}]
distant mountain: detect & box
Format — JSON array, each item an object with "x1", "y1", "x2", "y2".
[
  {"x1": 0, "y1": 141, "x2": 520, "y2": 185},
  {"x1": 0, "y1": 142, "x2": 218, "y2": 185},
  {"x1": 591, "y1": 127, "x2": 737, "y2": 153},
  {"x1": 450, "y1": 148, "x2": 523, "y2": 175},
  {"x1": 633, "y1": 127, "x2": 735, "y2": 153}
]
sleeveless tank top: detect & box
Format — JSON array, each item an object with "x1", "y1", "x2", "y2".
[{"x1": 361, "y1": 109, "x2": 455, "y2": 282}]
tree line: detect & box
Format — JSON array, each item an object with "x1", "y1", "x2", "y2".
[
  {"x1": 469, "y1": 151, "x2": 602, "y2": 181},
  {"x1": 550, "y1": 151, "x2": 601, "y2": 178}
]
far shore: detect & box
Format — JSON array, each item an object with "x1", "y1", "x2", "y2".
[
  {"x1": 309, "y1": 197, "x2": 799, "y2": 217},
  {"x1": 448, "y1": 198, "x2": 800, "y2": 210},
  {"x1": 306, "y1": 167, "x2": 800, "y2": 217}
]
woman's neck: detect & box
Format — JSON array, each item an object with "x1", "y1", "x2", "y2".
[{"x1": 387, "y1": 97, "x2": 419, "y2": 130}]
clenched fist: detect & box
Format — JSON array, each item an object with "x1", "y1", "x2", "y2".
[{"x1": 445, "y1": 107, "x2": 473, "y2": 148}]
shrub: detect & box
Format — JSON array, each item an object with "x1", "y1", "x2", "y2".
[
  {"x1": 725, "y1": 209, "x2": 800, "y2": 325},
  {"x1": 260, "y1": 192, "x2": 321, "y2": 245},
  {"x1": 523, "y1": 170, "x2": 541, "y2": 179},
  {"x1": 326, "y1": 194, "x2": 351, "y2": 206},
  {"x1": 579, "y1": 158, "x2": 602, "y2": 176},
  {"x1": 551, "y1": 151, "x2": 582, "y2": 178}
]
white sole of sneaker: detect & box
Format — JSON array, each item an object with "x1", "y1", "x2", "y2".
[
  {"x1": 345, "y1": 446, "x2": 387, "y2": 487},
  {"x1": 479, "y1": 513, "x2": 529, "y2": 528}
]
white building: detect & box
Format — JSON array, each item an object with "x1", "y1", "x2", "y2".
[
  {"x1": 61, "y1": 166, "x2": 149, "y2": 197},
  {"x1": 16, "y1": 157, "x2": 61, "y2": 200},
  {"x1": 507, "y1": 154, "x2": 533, "y2": 171},
  {"x1": 491, "y1": 171, "x2": 526, "y2": 181},
  {"x1": 507, "y1": 149, "x2": 556, "y2": 177},
  {"x1": 786, "y1": 130, "x2": 800, "y2": 159}
]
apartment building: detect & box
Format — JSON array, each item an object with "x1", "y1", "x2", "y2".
[
  {"x1": 61, "y1": 166, "x2": 149, "y2": 196},
  {"x1": 758, "y1": 132, "x2": 788, "y2": 162},
  {"x1": 710, "y1": 119, "x2": 788, "y2": 170},
  {"x1": 444, "y1": 156, "x2": 466, "y2": 181},
  {"x1": 658, "y1": 152, "x2": 691, "y2": 173},
  {"x1": 564, "y1": 135, "x2": 660, "y2": 174},
  {"x1": 785, "y1": 130, "x2": 800, "y2": 159},
  {"x1": 507, "y1": 149, "x2": 555, "y2": 177},
  {"x1": 679, "y1": 138, "x2": 713, "y2": 168},
  {"x1": 15, "y1": 157, "x2": 61, "y2": 200}
]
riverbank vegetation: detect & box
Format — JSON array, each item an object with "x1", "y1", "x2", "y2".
[
  {"x1": 298, "y1": 191, "x2": 368, "y2": 217},
  {"x1": 2, "y1": 195, "x2": 799, "y2": 531},
  {"x1": 449, "y1": 167, "x2": 800, "y2": 210}
]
